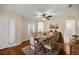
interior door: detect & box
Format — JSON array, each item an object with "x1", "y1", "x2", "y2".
[
  {"x1": 8, "y1": 17, "x2": 16, "y2": 44},
  {"x1": 0, "y1": 17, "x2": 9, "y2": 49},
  {"x1": 65, "y1": 20, "x2": 75, "y2": 43}
]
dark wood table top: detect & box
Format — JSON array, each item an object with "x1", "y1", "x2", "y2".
[{"x1": 34, "y1": 36, "x2": 51, "y2": 43}]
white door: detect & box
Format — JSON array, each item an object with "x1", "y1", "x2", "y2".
[
  {"x1": 65, "y1": 20, "x2": 75, "y2": 43},
  {"x1": 38, "y1": 21, "x2": 44, "y2": 32},
  {"x1": 0, "y1": 16, "x2": 16, "y2": 49},
  {"x1": 0, "y1": 17, "x2": 9, "y2": 49},
  {"x1": 28, "y1": 23, "x2": 35, "y2": 37},
  {"x1": 8, "y1": 17, "x2": 16, "y2": 44}
]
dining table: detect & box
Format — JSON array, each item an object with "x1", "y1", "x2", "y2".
[
  {"x1": 34, "y1": 35, "x2": 52, "y2": 54},
  {"x1": 34, "y1": 35, "x2": 52, "y2": 44}
]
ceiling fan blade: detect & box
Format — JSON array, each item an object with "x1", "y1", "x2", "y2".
[{"x1": 48, "y1": 15, "x2": 52, "y2": 17}]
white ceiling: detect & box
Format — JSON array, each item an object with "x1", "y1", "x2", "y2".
[{"x1": 0, "y1": 4, "x2": 78, "y2": 20}]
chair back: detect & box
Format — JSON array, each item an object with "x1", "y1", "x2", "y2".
[
  {"x1": 51, "y1": 32, "x2": 59, "y2": 44},
  {"x1": 30, "y1": 36, "x2": 35, "y2": 45},
  {"x1": 57, "y1": 32, "x2": 64, "y2": 43},
  {"x1": 50, "y1": 32, "x2": 59, "y2": 53},
  {"x1": 29, "y1": 36, "x2": 36, "y2": 51},
  {"x1": 32, "y1": 32, "x2": 37, "y2": 37}
]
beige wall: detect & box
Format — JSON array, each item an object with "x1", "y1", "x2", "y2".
[
  {"x1": 0, "y1": 10, "x2": 27, "y2": 44},
  {"x1": 58, "y1": 11, "x2": 78, "y2": 43},
  {"x1": 0, "y1": 9, "x2": 79, "y2": 44},
  {"x1": 44, "y1": 10, "x2": 77, "y2": 31},
  {"x1": 43, "y1": 10, "x2": 78, "y2": 43},
  {"x1": 24, "y1": 19, "x2": 38, "y2": 39},
  {"x1": 57, "y1": 10, "x2": 78, "y2": 35},
  {"x1": 0, "y1": 10, "x2": 38, "y2": 42},
  {"x1": 77, "y1": 8, "x2": 79, "y2": 35}
]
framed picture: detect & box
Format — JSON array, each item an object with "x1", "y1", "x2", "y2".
[
  {"x1": 49, "y1": 24, "x2": 59, "y2": 29},
  {"x1": 49, "y1": 24, "x2": 54, "y2": 29}
]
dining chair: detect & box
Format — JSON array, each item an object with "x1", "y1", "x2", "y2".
[
  {"x1": 57, "y1": 32, "x2": 64, "y2": 43},
  {"x1": 29, "y1": 36, "x2": 42, "y2": 54},
  {"x1": 43, "y1": 32, "x2": 60, "y2": 55}
]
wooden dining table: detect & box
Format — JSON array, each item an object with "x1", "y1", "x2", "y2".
[
  {"x1": 34, "y1": 35, "x2": 52, "y2": 54},
  {"x1": 34, "y1": 35, "x2": 51, "y2": 44}
]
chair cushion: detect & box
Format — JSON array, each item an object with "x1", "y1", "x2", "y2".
[{"x1": 44, "y1": 44, "x2": 51, "y2": 50}]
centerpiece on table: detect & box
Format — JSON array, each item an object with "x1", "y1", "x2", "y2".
[{"x1": 42, "y1": 32, "x2": 47, "y2": 36}]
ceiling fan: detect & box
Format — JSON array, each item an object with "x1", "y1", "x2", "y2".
[{"x1": 41, "y1": 13, "x2": 52, "y2": 20}]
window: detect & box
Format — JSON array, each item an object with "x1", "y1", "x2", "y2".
[
  {"x1": 9, "y1": 17, "x2": 16, "y2": 44},
  {"x1": 65, "y1": 20, "x2": 75, "y2": 43},
  {"x1": 38, "y1": 22, "x2": 44, "y2": 32},
  {"x1": 28, "y1": 23, "x2": 31, "y2": 36},
  {"x1": 0, "y1": 16, "x2": 16, "y2": 48},
  {"x1": 28, "y1": 23, "x2": 35, "y2": 37},
  {"x1": 32, "y1": 23, "x2": 35, "y2": 32}
]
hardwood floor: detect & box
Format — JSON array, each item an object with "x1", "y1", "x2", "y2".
[
  {"x1": 70, "y1": 44, "x2": 79, "y2": 55},
  {"x1": 0, "y1": 40, "x2": 67, "y2": 55},
  {"x1": 0, "y1": 40, "x2": 30, "y2": 55}
]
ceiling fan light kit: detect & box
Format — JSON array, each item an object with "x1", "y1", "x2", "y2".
[
  {"x1": 42, "y1": 17, "x2": 47, "y2": 21},
  {"x1": 41, "y1": 13, "x2": 52, "y2": 21}
]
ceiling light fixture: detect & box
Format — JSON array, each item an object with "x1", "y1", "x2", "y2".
[{"x1": 41, "y1": 13, "x2": 52, "y2": 21}]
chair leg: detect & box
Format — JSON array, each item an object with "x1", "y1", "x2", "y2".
[{"x1": 29, "y1": 46, "x2": 31, "y2": 54}]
